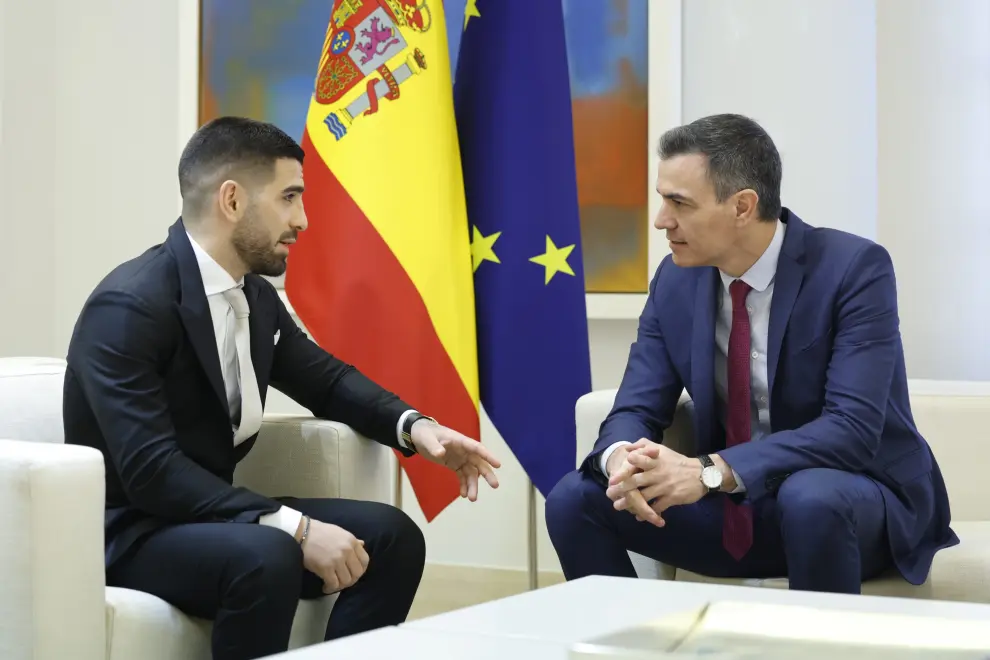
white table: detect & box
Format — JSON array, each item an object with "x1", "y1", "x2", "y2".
[
  {"x1": 273, "y1": 576, "x2": 990, "y2": 657},
  {"x1": 403, "y1": 575, "x2": 990, "y2": 645},
  {"x1": 271, "y1": 626, "x2": 569, "y2": 659}
]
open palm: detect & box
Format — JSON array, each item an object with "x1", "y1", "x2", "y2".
[{"x1": 410, "y1": 421, "x2": 501, "y2": 501}]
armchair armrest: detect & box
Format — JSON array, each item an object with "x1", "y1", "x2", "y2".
[
  {"x1": 234, "y1": 415, "x2": 396, "y2": 505},
  {"x1": 0, "y1": 439, "x2": 106, "y2": 660},
  {"x1": 574, "y1": 389, "x2": 695, "y2": 467}
]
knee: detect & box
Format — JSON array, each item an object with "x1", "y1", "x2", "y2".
[
  {"x1": 227, "y1": 526, "x2": 304, "y2": 598},
  {"x1": 545, "y1": 470, "x2": 598, "y2": 542},
  {"x1": 776, "y1": 469, "x2": 855, "y2": 527},
  {"x1": 369, "y1": 503, "x2": 426, "y2": 571}
]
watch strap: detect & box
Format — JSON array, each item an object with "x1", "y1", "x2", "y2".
[{"x1": 401, "y1": 412, "x2": 436, "y2": 452}]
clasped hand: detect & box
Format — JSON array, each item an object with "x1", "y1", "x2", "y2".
[{"x1": 605, "y1": 439, "x2": 707, "y2": 527}]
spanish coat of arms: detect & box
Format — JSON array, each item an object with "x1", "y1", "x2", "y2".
[{"x1": 316, "y1": 0, "x2": 432, "y2": 140}]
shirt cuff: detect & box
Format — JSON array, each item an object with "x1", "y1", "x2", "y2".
[
  {"x1": 396, "y1": 409, "x2": 417, "y2": 451},
  {"x1": 599, "y1": 440, "x2": 632, "y2": 476},
  {"x1": 258, "y1": 506, "x2": 304, "y2": 538},
  {"x1": 729, "y1": 467, "x2": 746, "y2": 493}
]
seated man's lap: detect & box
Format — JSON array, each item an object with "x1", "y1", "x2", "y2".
[
  {"x1": 547, "y1": 467, "x2": 889, "y2": 581},
  {"x1": 107, "y1": 498, "x2": 423, "y2": 615}
]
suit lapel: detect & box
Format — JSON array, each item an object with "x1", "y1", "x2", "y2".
[
  {"x1": 167, "y1": 219, "x2": 230, "y2": 415},
  {"x1": 767, "y1": 210, "x2": 807, "y2": 399},
  {"x1": 244, "y1": 278, "x2": 274, "y2": 400},
  {"x1": 690, "y1": 268, "x2": 719, "y2": 451}
]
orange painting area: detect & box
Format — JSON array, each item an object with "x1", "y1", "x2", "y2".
[{"x1": 572, "y1": 59, "x2": 649, "y2": 293}]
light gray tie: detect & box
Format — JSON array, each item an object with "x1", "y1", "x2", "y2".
[{"x1": 222, "y1": 287, "x2": 263, "y2": 446}]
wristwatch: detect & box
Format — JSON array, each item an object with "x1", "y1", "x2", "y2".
[
  {"x1": 698, "y1": 454, "x2": 722, "y2": 493},
  {"x1": 401, "y1": 412, "x2": 437, "y2": 453}
]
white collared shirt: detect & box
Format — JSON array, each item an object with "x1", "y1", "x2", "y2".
[
  {"x1": 600, "y1": 220, "x2": 786, "y2": 493},
  {"x1": 186, "y1": 232, "x2": 304, "y2": 536}
]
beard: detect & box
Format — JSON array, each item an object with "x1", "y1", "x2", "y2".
[{"x1": 231, "y1": 205, "x2": 291, "y2": 277}]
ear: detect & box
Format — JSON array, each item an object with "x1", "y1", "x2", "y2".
[
  {"x1": 732, "y1": 189, "x2": 760, "y2": 225},
  {"x1": 217, "y1": 180, "x2": 241, "y2": 221}
]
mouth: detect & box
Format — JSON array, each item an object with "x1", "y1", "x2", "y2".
[{"x1": 277, "y1": 239, "x2": 296, "y2": 247}]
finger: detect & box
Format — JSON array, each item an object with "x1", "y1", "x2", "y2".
[
  {"x1": 608, "y1": 461, "x2": 641, "y2": 485},
  {"x1": 630, "y1": 438, "x2": 653, "y2": 449},
  {"x1": 462, "y1": 440, "x2": 501, "y2": 468},
  {"x1": 475, "y1": 459, "x2": 499, "y2": 489},
  {"x1": 617, "y1": 488, "x2": 664, "y2": 527},
  {"x1": 639, "y1": 482, "x2": 669, "y2": 502},
  {"x1": 629, "y1": 445, "x2": 660, "y2": 461},
  {"x1": 457, "y1": 470, "x2": 468, "y2": 498},
  {"x1": 607, "y1": 470, "x2": 654, "y2": 498},
  {"x1": 345, "y1": 551, "x2": 365, "y2": 583},
  {"x1": 334, "y1": 562, "x2": 353, "y2": 588},
  {"x1": 356, "y1": 542, "x2": 370, "y2": 571},
  {"x1": 466, "y1": 469, "x2": 479, "y2": 501},
  {"x1": 322, "y1": 572, "x2": 340, "y2": 594}
]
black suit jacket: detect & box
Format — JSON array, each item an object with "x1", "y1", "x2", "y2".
[{"x1": 63, "y1": 219, "x2": 415, "y2": 568}]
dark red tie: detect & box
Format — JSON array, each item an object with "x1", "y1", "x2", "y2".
[{"x1": 724, "y1": 279, "x2": 754, "y2": 561}]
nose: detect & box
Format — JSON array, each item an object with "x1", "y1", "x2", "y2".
[
  {"x1": 654, "y1": 204, "x2": 677, "y2": 231},
  {"x1": 293, "y1": 205, "x2": 308, "y2": 233}
]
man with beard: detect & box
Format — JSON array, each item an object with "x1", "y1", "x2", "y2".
[{"x1": 63, "y1": 116, "x2": 500, "y2": 660}]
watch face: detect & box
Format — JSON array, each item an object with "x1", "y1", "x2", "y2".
[{"x1": 701, "y1": 466, "x2": 722, "y2": 489}]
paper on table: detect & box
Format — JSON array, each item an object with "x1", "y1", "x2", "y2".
[{"x1": 570, "y1": 600, "x2": 990, "y2": 659}]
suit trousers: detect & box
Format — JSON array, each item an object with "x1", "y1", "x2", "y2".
[
  {"x1": 545, "y1": 467, "x2": 892, "y2": 594},
  {"x1": 107, "y1": 497, "x2": 425, "y2": 660}
]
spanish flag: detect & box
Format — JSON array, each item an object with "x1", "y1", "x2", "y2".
[{"x1": 284, "y1": 0, "x2": 478, "y2": 521}]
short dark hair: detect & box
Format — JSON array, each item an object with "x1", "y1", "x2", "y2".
[
  {"x1": 178, "y1": 116, "x2": 304, "y2": 216},
  {"x1": 657, "y1": 113, "x2": 782, "y2": 221}
]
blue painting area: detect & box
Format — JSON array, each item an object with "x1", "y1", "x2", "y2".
[
  {"x1": 561, "y1": 0, "x2": 648, "y2": 98},
  {"x1": 202, "y1": 0, "x2": 331, "y2": 141},
  {"x1": 445, "y1": 0, "x2": 468, "y2": 76}
]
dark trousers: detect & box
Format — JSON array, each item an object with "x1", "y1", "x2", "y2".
[
  {"x1": 107, "y1": 498, "x2": 425, "y2": 660},
  {"x1": 546, "y1": 467, "x2": 892, "y2": 593}
]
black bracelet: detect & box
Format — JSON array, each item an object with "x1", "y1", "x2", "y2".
[{"x1": 401, "y1": 412, "x2": 437, "y2": 452}]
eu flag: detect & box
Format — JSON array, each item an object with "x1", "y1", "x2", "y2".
[{"x1": 454, "y1": 0, "x2": 592, "y2": 497}]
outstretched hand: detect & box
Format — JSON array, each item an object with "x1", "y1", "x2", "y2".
[{"x1": 410, "y1": 420, "x2": 501, "y2": 501}]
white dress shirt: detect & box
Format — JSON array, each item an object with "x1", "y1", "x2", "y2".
[
  {"x1": 187, "y1": 233, "x2": 418, "y2": 537},
  {"x1": 600, "y1": 220, "x2": 787, "y2": 494}
]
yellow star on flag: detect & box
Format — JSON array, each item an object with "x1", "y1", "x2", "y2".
[
  {"x1": 471, "y1": 225, "x2": 501, "y2": 272},
  {"x1": 529, "y1": 235, "x2": 576, "y2": 285},
  {"x1": 463, "y1": 0, "x2": 481, "y2": 30}
]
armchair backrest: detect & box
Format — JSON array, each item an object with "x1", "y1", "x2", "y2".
[{"x1": 0, "y1": 357, "x2": 67, "y2": 444}]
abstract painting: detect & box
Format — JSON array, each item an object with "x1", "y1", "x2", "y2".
[{"x1": 200, "y1": 0, "x2": 650, "y2": 293}]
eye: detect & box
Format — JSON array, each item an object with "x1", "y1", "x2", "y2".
[{"x1": 284, "y1": 193, "x2": 297, "y2": 202}]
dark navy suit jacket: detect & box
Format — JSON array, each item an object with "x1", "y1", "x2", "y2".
[
  {"x1": 63, "y1": 219, "x2": 415, "y2": 568},
  {"x1": 581, "y1": 209, "x2": 958, "y2": 584}
]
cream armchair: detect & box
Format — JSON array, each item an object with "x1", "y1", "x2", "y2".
[
  {"x1": 0, "y1": 357, "x2": 397, "y2": 660},
  {"x1": 575, "y1": 382, "x2": 990, "y2": 602}
]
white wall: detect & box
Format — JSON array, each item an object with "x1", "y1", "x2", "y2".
[
  {"x1": 876, "y1": 0, "x2": 990, "y2": 380},
  {"x1": 0, "y1": 0, "x2": 183, "y2": 357},
  {"x1": 683, "y1": 0, "x2": 878, "y2": 240},
  {"x1": 3, "y1": 0, "x2": 989, "y2": 574}
]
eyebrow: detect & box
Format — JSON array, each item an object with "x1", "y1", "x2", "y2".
[
  {"x1": 282, "y1": 185, "x2": 305, "y2": 195},
  {"x1": 659, "y1": 191, "x2": 693, "y2": 205}
]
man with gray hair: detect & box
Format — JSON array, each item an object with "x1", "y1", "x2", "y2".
[{"x1": 546, "y1": 113, "x2": 957, "y2": 594}]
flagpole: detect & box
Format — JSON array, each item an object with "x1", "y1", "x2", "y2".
[{"x1": 527, "y1": 479, "x2": 538, "y2": 590}]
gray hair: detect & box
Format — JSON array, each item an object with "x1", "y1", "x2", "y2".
[{"x1": 657, "y1": 114, "x2": 782, "y2": 221}]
